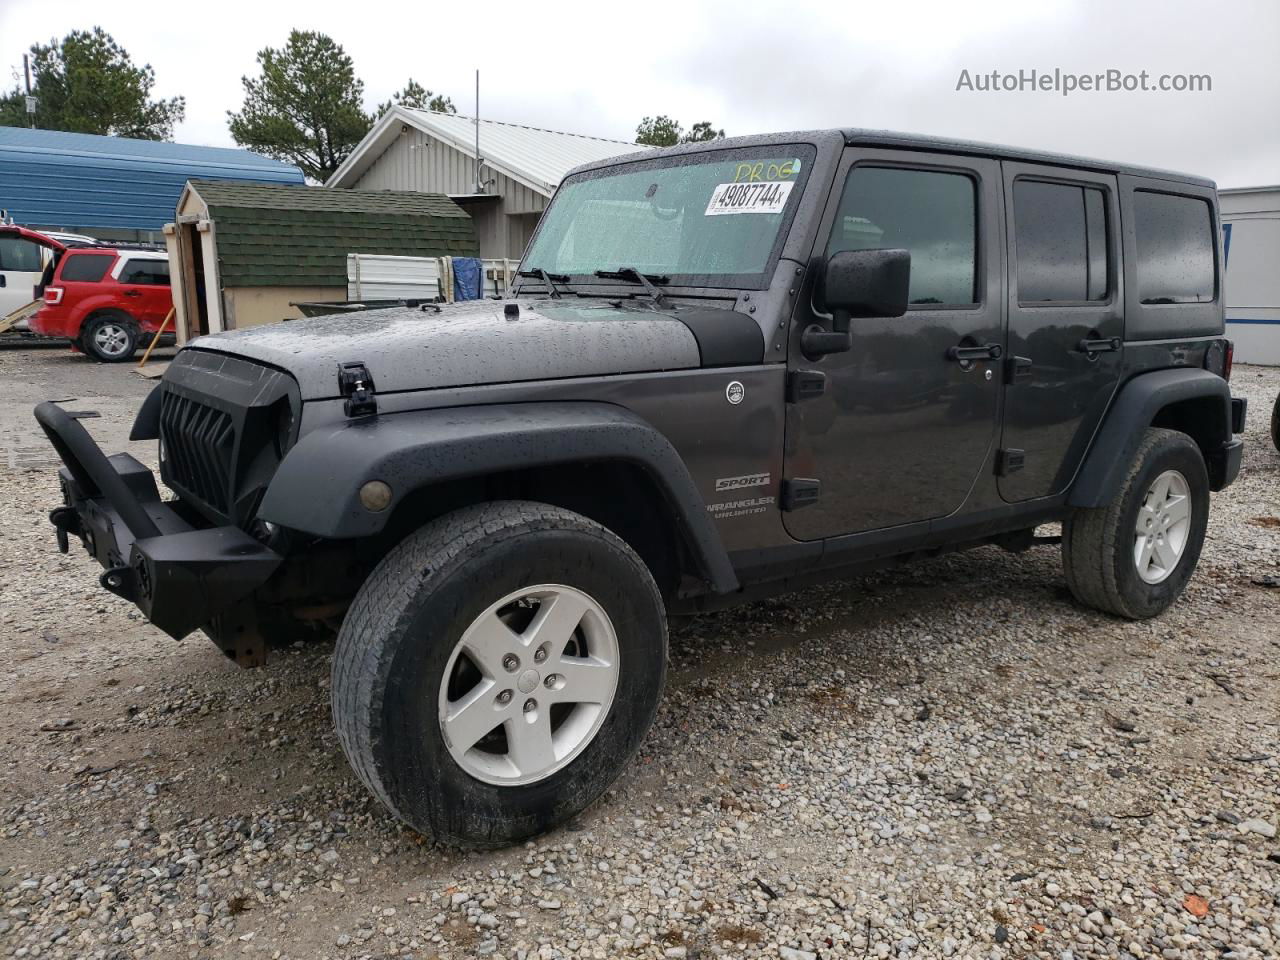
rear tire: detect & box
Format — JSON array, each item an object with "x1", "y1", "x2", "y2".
[
  {"x1": 81, "y1": 311, "x2": 138, "y2": 363},
  {"x1": 1270, "y1": 392, "x2": 1279, "y2": 452},
  {"x1": 1062, "y1": 428, "x2": 1209, "y2": 619},
  {"x1": 332, "y1": 501, "x2": 666, "y2": 847}
]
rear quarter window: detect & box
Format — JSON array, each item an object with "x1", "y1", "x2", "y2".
[
  {"x1": 1133, "y1": 191, "x2": 1215, "y2": 304},
  {"x1": 120, "y1": 259, "x2": 170, "y2": 285},
  {"x1": 58, "y1": 254, "x2": 115, "y2": 283}
]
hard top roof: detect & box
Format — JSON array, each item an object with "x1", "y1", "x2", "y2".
[{"x1": 565, "y1": 127, "x2": 1214, "y2": 188}]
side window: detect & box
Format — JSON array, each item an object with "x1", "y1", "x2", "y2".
[
  {"x1": 0, "y1": 236, "x2": 43, "y2": 273},
  {"x1": 58, "y1": 254, "x2": 114, "y2": 283},
  {"x1": 1012, "y1": 180, "x2": 1109, "y2": 302},
  {"x1": 827, "y1": 166, "x2": 977, "y2": 306},
  {"x1": 1133, "y1": 191, "x2": 1215, "y2": 304},
  {"x1": 120, "y1": 259, "x2": 170, "y2": 286}
]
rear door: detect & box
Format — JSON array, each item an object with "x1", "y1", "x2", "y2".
[
  {"x1": 116, "y1": 257, "x2": 173, "y2": 330},
  {"x1": 999, "y1": 163, "x2": 1123, "y2": 501}
]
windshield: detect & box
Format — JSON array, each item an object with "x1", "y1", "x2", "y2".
[{"x1": 524, "y1": 145, "x2": 816, "y2": 288}]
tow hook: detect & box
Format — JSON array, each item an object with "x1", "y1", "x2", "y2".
[
  {"x1": 49, "y1": 505, "x2": 81, "y2": 554},
  {"x1": 100, "y1": 565, "x2": 137, "y2": 603}
]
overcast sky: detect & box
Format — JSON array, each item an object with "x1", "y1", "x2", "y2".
[{"x1": 1, "y1": 0, "x2": 1276, "y2": 187}]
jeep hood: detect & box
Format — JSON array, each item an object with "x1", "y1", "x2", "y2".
[{"x1": 185, "y1": 299, "x2": 762, "y2": 400}]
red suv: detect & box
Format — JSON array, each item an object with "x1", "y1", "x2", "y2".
[{"x1": 32, "y1": 246, "x2": 173, "y2": 362}]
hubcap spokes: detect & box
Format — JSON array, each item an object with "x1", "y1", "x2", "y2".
[
  {"x1": 438, "y1": 584, "x2": 619, "y2": 785},
  {"x1": 94, "y1": 323, "x2": 128, "y2": 356},
  {"x1": 1133, "y1": 469, "x2": 1192, "y2": 585}
]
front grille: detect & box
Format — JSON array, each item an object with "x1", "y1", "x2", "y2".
[{"x1": 159, "y1": 391, "x2": 235, "y2": 514}]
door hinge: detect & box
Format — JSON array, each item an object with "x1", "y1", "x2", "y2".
[
  {"x1": 1004, "y1": 356, "x2": 1032, "y2": 384},
  {"x1": 786, "y1": 370, "x2": 827, "y2": 403},
  {"x1": 782, "y1": 478, "x2": 821, "y2": 510},
  {"x1": 338, "y1": 362, "x2": 378, "y2": 418},
  {"x1": 996, "y1": 449, "x2": 1025, "y2": 476}
]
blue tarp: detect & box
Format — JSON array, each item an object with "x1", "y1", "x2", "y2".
[{"x1": 452, "y1": 257, "x2": 483, "y2": 301}]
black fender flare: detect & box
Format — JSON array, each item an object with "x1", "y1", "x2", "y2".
[
  {"x1": 258, "y1": 401, "x2": 739, "y2": 594},
  {"x1": 129, "y1": 384, "x2": 162, "y2": 441},
  {"x1": 1069, "y1": 368, "x2": 1232, "y2": 508}
]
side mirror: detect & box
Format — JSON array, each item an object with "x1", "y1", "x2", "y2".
[
  {"x1": 823, "y1": 248, "x2": 912, "y2": 323},
  {"x1": 801, "y1": 248, "x2": 912, "y2": 360}
]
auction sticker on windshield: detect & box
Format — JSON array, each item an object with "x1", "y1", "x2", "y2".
[{"x1": 705, "y1": 180, "x2": 795, "y2": 216}]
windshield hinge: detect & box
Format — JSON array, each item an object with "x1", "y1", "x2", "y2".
[{"x1": 338, "y1": 362, "x2": 378, "y2": 418}]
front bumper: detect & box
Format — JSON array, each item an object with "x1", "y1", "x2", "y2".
[{"x1": 34, "y1": 401, "x2": 282, "y2": 640}]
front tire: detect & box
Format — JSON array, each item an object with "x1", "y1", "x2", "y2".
[
  {"x1": 81, "y1": 312, "x2": 138, "y2": 363},
  {"x1": 332, "y1": 501, "x2": 667, "y2": 847},
  {"x1": 1062, "y1": 428, "x2": 1209, "y2": 619}
]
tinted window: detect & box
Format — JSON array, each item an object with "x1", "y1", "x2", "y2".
[
  {"x1": 0, "y1": 236, "x2": 43, "y2": 272},
  {"x1": 120, "y1": 259, "x2": 170, "y2": 286},
  {"x1": 1012, "y1": 180, "x2": 1109, "y2": 302},
  {"x1": 828, "y1": 166, "x2": 976, "y2": 306},
  {"x1": 1134, "y1": 191, "x2": 1215, "y2": 304},
  {"x1": 1084, "y1": 189, "x2": 1107, "y2": 301},
  {"x1": 59, "y1": 254, "x2": 114, "y2": 283}
]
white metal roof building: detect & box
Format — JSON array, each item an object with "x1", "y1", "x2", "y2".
[{"x1": 327, "y1": 107, "x2": 648, "y2": 259}]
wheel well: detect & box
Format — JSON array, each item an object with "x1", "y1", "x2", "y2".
[
  {"x1": 83, "y1": 308, "x2": 137, "y2": 329},
  {"x1": 374, "y1": 462, "x2": 688, "y2": 599},
  {"x1": 1150, "y1": 396, "x2": 1227, "y2": 462}
]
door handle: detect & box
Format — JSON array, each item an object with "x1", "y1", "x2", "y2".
[
  {"x1": 1076, "y1": 336, "x2": 1120, "y2": 357},
  {"x1": 122, "y1": 290, "x2": 142, "y2": 297},
  {"x1": 946, "y1": 342, "x2": 1003, "y2": 362}
]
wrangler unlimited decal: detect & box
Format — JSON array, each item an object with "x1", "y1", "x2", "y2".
[{"x1": 707, "y1": 496, "x2": 775, "y2": 519}]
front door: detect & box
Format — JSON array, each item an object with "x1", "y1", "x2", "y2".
[
  {"x1": 783, "y1": 150, "x2": 1005, "y2": 541},
  {"x1": 998, "y1": 163, "x2": 1123, "y2": 502}
]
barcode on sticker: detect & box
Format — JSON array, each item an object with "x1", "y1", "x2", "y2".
[{"x1": 705, "y1": 180, "x2": 794, "y2": 216}]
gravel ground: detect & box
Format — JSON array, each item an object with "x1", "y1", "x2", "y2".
[{"x1": 0, "y1": 346, "x2": 1276, "y2": 960}]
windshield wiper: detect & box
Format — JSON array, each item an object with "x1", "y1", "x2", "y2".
[
  {"x1": 516, "y1": 267, "x2": 569, "y2": 299},
  {"x1": 594, "y1": 267, "x2": 672, "y2": 310}
]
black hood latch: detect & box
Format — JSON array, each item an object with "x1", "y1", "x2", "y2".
[{"x1": 338, "y1": 362, "x2": 378, "y2": 418}]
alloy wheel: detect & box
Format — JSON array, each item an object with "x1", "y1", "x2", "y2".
[
  {"x1": 437, "y1": 584, "x2": 620, "y2": 786},
  {"x1": 1133, "y1": 469, "x2": 1192, "y2": 585},
  {"x1": 93, "y1": 322, "x2": 131, "y2": 358}
]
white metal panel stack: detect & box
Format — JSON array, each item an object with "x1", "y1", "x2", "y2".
[
  {"x1": 347, "y1": 254, "x2": 519, "y2": 302},
  {"x1": 347, "y1": 253, "x2": 442, "y2": 301}
]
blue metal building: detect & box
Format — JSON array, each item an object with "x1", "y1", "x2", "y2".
[{"x1": 0, "y1": 126, "x2": 302, "y2": 239}]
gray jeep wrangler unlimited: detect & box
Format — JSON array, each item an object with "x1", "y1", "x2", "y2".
[{"x1": 36, "y1": 129, "x2": 1246, "y2": 846}]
